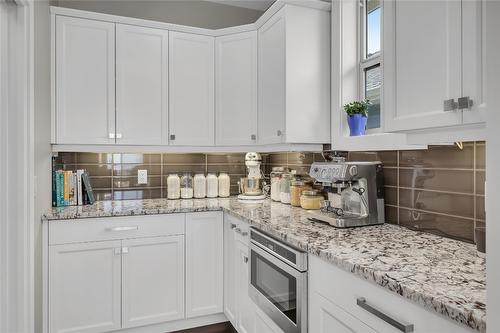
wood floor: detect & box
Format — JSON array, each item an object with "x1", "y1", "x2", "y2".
[{"x1": 171, "y1": 322, "x2": 237, "y2": 333}]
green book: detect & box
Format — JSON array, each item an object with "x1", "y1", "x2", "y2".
[{"x1": 81, "y1": 172, "x2": 95, "y2": 205}]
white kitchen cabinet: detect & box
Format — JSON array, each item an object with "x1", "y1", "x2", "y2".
[
  {"x1": 215, "y1": 31, "x2": 258, "y2": 146},
  {"x1": 223, "y1": 215, "x2": 238, "y2": 328},
  {"x1": 258, "y1": 4, "x2": 330, "y2": 145},
  {"x1": 462, "y1": 0, "x2": 487, "y2": 125},
  {"x1": 121, "y1": 235, "x2": 185, "y2": 328},
  {"x1": 169, "y1": 32, "x2": 215, "y2": 146},
  {"x1": 235, "y1": 239, "x2": 254, "y2": 333},
  {"x1": 384, "y1": 0, "x2": 486, "y2": 133},
  {"x1": 54, "y1": 16, "x2": 115, "y2": 145},
  {"x1": 309, "y1": 255, "x2": 474, "y2": 333},
  {"x1": 253, "y1": 307, "x2": 285, "y2": 333},
  {"x1": 185, "y1": 212, "x2": 223, "y2": 318},
  {"x1": 48, "y1": 240, "x2": 122, "y2": 333},
  {"x1": 116, "y1": 24, "x2": 169, "y2": 145}
]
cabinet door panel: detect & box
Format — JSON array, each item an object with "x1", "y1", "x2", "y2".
[
  {"x1": 169, "y1": 32, "x2": 215, "y2": 145},
  {"x1": 48, "y1": 241, "x2": 121, "y2": 333},
  {"x1": 55, "y1": 16, "x2": 115, "y2": 144},
  {"x1": 185, "y1": 212, "x2": 223, "y2": 318},
  {"x1": 122, "y1": 235, "x2": 185, "y2": 328},
  {"x1": 384, "y1": 1, "x2": 462, "y2": 131},
  {"x1": 116, "y1": 24, "x2": 168, "y2": 145},
  {"x1": 215, "y1": 31, "x2": 258, "y2": 145},
  {"x1": 223, "y1": 216, "x2": 238, "y2": 327},
  {"x1": 462, "y1": 0, "x2": 487, "y2": 124},
  {"x1": 236, "y1": 240, "x2": 254, "y2": 333},
  {"x1": 258, "y1": 10, "x2": 286, "y2": 144},
  {"x1": 309, "y1": 291, "x2": 377, "y2": 333}
]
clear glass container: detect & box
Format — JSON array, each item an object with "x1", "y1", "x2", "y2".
[
  {"x1": 206, "y1": 173, "x2": 218, "y2": 198},
  {"x1": 166, "y1": 173, "x2": 180, "y2": 199},
  {"x1": 180, "y1": 172, "x2": 194, "y2": 199},
  {"x1": 218, "y1": 172, "x2": 230, "y2": 197},
  {"x1": 300, "y1": 190, "x2": 323, "y2": 210},
  {"x1": 290, "y1": 180, "x2": 305, "y2": 207},
  {"x1": 279, "y1": 172, "x2": 292, "y2": 204},
  {"x1": 193, "y1": 173, "x2": 206, "y2": 198},
  {"x1": 270, "y1": 167, "x2": 285, "y2": 202}
]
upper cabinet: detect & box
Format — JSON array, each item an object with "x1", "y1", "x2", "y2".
[
  {"x1": 54, "y1": 16, "x2": 115, "y2": 145},
  {"x1": 50, "y1": 2, "x2": 331, "y2": 149},
  {"x1": 258, "y1": 5, "x2": 331, "y2": 145},
  {"x1": 116, "y1": 24, "x2": 169, "y2": 145},
  {"x1": 384, "y1": 0, "x2": 487, "y2": 132},
  {"x1": 169, "y1": 32, "x2": 215, "y2": 146},
  {"x1": 215, "y1": 31, "x2": 258, "y2": 146}
]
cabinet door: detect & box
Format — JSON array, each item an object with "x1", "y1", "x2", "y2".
[
  {"x1": 462, "y1": 0, "x2": 487, "y2": 124},
  {"x1": 309, "y1": 291, "x2": 377, "y2": 333},
  {"x1": 55, "y1": 16, "x2": 115, "y2": 145},
  {"x1": 122, "y1": 235, "x2": 185, "y2": 328},
  {"x1": 236, "y1": 240, "x2": 254, "y2": 333},
  {"x1": 254, "y1": 306, "x2": 285, "y2": 333},
  {"x1": 384, "y1": 1, "x2": 462, "y2": 131},
  {"x1": 223, "y1": 216, "x2": 238, "y2": 327},
  {"x1": 48, "y1": 241, "x2": 121, "y2": 333},
  {"x1": 169, "y1": 32, "x2": 215, "y2": 145},
  {"x1": 116, "y1": 24, "x2": 169, "y2": 145},
  {"x1": 258, "y1": 9, "x2": 286, "y2": 144},
  {"x1": 185, "y1": 212, "x2": 223, "y2": 318},
  {"x1": 215, "y1": 31, "x2": 258, "y2": 145}
]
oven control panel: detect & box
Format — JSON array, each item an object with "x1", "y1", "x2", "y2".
[{"x1": 309, "y1": 162, "x2": 354, "y2": 183}]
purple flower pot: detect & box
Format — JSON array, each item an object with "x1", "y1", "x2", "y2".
[{"x1": 347, "y1": 114, "x2": 367, "y2": 136}]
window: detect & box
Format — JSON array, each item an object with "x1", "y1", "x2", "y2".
[{"x1": 360, "y1": 0, "x2": 381, "y2": 130}]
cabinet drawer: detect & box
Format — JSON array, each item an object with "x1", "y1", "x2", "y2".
[
  {"x1": 49, "y1": 214, "x2": 185, "y2": 245},
  {"x1": 309, "y1": 255, "x2": 474, "y2": 333}
]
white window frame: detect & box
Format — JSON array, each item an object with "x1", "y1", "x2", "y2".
[{"x1": 358, "y1": 0, "x2": 382, "y2": 134}]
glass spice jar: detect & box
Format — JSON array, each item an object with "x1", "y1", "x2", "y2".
[
  {"x1": 300, "y1": 190, "x2": 323, "y2": 210},
  {"x1": 290, "y1": 180, "x2": 305, "y2": 207},
  {"x1": 279, "y1": 172, "x2": 292, "y2": 204},
  {"x1": 180, "y1": 172, "x2": 194, "y2": 199},
  {"x1": 270, "y1": 167, "x2": 285, "y2": 202}
]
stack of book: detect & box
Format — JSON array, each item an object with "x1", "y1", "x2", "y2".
[{"x1": 52, "y1": 170, "x2": 95, "y2": 207}]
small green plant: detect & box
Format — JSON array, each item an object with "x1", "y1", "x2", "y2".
[{"x1": 344, "y1": 99, "x2": 371, "y2": 117}]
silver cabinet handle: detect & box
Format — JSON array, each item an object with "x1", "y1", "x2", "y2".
[
  {"x1": 251, "y1": 134, "x2": 256, "y2": 140},
  {"x1": 277, "y1": 130, "x2": 282, "y2": 136},
  {"x1": 114, "y1": 248, "x2": 121, "y2": 255},
  {"x1": 357, "y1": 298, "x2": 414, "y2": 333},
  {"x1": 443, "y1": 99, "x2": 458, "y2": 112},
  {"x1": 108, "y1": 133, "x2": 116, "y2": 139},
  {"x1": 115, "y1": 133, "x2": 122, "y2": 139},
  {"x1": 458, "y1": 96, "x2": 473, "y2": 110},
  {"x1": 244, "y1": 256, "x2": 248, "y2": 263},
  {"x1": 230, "y1": 223, "x2": 237, "y2": 229},
  {"x1": 170, "y1": 134, "x2": 176, "y2": 140},
  {"x1": 121, "y1": 247, "x2": 129, "y2": 254},
  {"x1": 107, "y1": 226, "x2": 139, "y2": 232},
  {"x1": 234, "y1": 227, "x2": 248, "y2": 237}
]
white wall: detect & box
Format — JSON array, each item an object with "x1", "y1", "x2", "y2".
[
  {"x1": 55, "y1": 0, "x2": 265, "y2": 29},
  {"x1": 34, "y1": 0, "x2": 52, "y2": 331}
]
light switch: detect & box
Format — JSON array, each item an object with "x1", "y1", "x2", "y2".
[{"x1": 138, "y1": 169, "x2": 148, "y2": 185}]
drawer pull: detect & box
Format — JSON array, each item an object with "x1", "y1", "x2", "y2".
[
  {"x1": 235, "y1": 228, "x2": 248, "y2": 237},
  {"x1": 108, "y1": 226, "x2": 139, "y2": 232},
  {"x1": 356, "y1": 297, "x2": 414, "y2": 333}
]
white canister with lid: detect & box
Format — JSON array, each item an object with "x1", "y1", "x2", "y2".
[
  {"x1": 166, "y1": 174, "x2": 180, "y2": 199},
  {"x1": 206, "y1": 173, "x2": 218, "y2": 198},
  {"x1": 218, "y1": 172, "x2": 230, "y2": 197},
  {"x1": 193, "y1": 173, "x2": 206, "y2": 198},
  {"x1": 180, "y1": 172, "x2": 194, "y2": 199}
]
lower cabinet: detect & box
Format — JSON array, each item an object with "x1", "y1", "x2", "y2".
[
  {"x1": 46, "y1": 212, "x2": 224, "y2": 333},
  {"x1": 121, "y1": 236, "x2": 185, "y2": 328},
  {"x1": 309, "y1": 255, "x2": 474, "y2": 333},
  {"x1": 185, "y1": 212, "x2": 224, "y2": 318},
  {"x1": 48, "y1": 240, "x2": 122, "y2": 333}
]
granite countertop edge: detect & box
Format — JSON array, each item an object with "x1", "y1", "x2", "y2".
[{"x1": 42, "y1": 198, "x2": 486, "y2": 332}]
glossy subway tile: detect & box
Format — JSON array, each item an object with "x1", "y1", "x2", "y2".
[
  {"x1": 399, "y1": 168, "x2": 474, "y2": 194},
  {"x1": 399, "y1": 143, "x2": 474, "y2": 169}
]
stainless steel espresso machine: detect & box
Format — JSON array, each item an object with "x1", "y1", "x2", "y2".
[{"x1": 308, "y1": 159, "x2": 385, "y2": 228}]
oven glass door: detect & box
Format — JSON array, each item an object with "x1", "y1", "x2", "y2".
[{"x1": 250, "y1": 248, "x2": 298, "y2": 324}]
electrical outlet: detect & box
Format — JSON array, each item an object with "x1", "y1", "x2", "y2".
[{"x1": 138, "y1": 169, "x2": 148, "y2": 185}]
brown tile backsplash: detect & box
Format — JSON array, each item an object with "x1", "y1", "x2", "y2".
[{"x1": 53, "y1": 141, "x2": 486, "y2": 243}]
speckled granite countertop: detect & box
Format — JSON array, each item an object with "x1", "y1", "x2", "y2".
[{"x1": 43, "y1": 198, "x2": 486, "y2": 332}]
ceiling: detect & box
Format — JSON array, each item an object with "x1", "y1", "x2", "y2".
[{"x1": 205, "y1": 0, "x2": 275, "y2": 12}]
